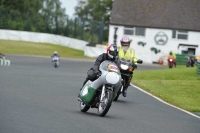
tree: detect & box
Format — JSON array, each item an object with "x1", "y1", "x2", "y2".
[
  {"x1": 75, "y1": 0, "x2": 113, "y2": 42},
  {"x1": 40, "y1": 0, "x2": 67, "y2": 34},
  {"x1": 0, "y1": 0, "x2": 67, "y2": 34}
]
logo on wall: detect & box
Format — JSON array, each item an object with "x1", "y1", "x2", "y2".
[
  {"x1": 154, "y1": 32, "x2": 168, "y2": 45},
  {"x1": 150, "y1": 47, "x2": 161, "y2": 54},
  {"x1": 138, "y1": 41, "x2": 146, "y2": 47}
]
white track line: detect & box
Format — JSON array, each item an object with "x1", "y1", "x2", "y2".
[{"x1": 131, "y1": 84, "x2": 200, "y2": 119}]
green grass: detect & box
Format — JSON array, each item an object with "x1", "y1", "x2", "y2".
[
  {"x1": 132, "y1": 66, "x2": 200, "y2": 112},
  {"x1": 0, "y1": 40, "x2": 93, "y2": 59},
  {"x1": 1, "y1": 39, "x2": 200, "y2": 114}
]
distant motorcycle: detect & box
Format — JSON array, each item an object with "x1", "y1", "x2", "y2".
[
  {"x1": 52, "y1": 56, "x2": 60, "y2": 68},
  {"x1": 114, "y1": 57, "x2": 143, "y2": 101},
  {"x1": 168, "y1": 57, "x2": 175, "y2": 68},
  {"x1": 0, "y1": 53, "x2": 5, "y2": 60},
  {"x1": 78, "y1": 60, "x2": 121, "y2": 117},
  {"x1": 186, "y1": 56, "x2": 195, "y2": 67}
]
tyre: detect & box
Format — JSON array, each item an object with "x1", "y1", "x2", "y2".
[
  {"x1": 169, "y1": 63, "x2": 173, "y2": 68},
  {"x1": 54, "y1": 61, "x2": 59, "y2": 68},
  {"x1": 113, "y1": 89, "x2": 121, "y2": 101},
  {"x1": 80, "y1": 101, "x2": 90, "y2": 112},
  {"x1": 186, "y1": 62, "x2": 190, "y2": 67},
  {"x1": 98, "y1": 89, "x2": 113, "y2": 117}
]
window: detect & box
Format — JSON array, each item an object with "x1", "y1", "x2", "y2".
[
  {"x1": 124, "y1": 27, "x2": 145, "y2": 36},
  {"x1": 124, "y1": 28, "x2": 134, "y2": 35},
  {"x1": 135, "y1": 27, "x2": 145, "y2": 36},
  {"x1": 172, "y1": 30, "x2": 188, "y2": 40}
]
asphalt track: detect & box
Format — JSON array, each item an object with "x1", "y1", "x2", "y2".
[{"x1": 0, "y1": 55, "x2": 200, "y2": 133}]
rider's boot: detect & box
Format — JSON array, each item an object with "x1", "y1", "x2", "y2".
[
  {"x1": 122, "y1": 80, "x2": 131, "y2": 97},
  {"x1": 122, "y1": 90, "x2": 127, "y2": 97},
  {"x1": 122, "y1": 88, "x2": 127, "y2": 97}
]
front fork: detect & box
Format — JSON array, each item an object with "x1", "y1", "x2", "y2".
[
  {"x1": 100, "y1": 85, "x2": 113, "y2": 103},
  {"x1": 100, "y1": 85, "x2": 105, "y2": 102}
]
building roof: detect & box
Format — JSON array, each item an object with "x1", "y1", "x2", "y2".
[{"x1": 110, "y1": 0, "x2": 200, "y2": 31}]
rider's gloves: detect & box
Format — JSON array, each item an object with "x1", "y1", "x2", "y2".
[
  {"x1": 134, "y1": 65, "x2": 137, "y2": 69},
  {"x1": 94, "y1": 71, "x2": 101, "y2": 77},
  {"x1": 131, "y1": 62, "x2": 137, "y2": 69}
]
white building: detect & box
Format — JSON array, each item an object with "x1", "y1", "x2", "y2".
[{"x1": 108, "y1": 0, "x2": 200, "y2": 63}]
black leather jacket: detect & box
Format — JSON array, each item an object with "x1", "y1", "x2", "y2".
[
  {"x1": 51, "y1": 54, "x2": 59, "y2": 58},
  {"x1": 87, "y1": 53, "x2": 119, "y2": 80}
]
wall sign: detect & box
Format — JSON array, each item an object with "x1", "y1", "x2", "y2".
[
  {"x1": 154, "y1": 32, "x2": 168, "y2": 45},
  {"x1": 138, "y1": 41, "x2": 146, "y2": 47},
  {"x1": 150, "y1": 47, "x2": 161, "y2": 54}
]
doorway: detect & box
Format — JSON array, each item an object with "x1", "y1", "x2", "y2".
[{"x1": 178, "y1": 44, "x2": 198, "y2": 55}]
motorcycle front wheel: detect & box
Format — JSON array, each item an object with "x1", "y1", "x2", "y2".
[
  {"x1": 169, "y1": 62, "x2": 173, "y2": 68},
  {"x1": 98, "y1": 89, "x2": 113, "y2": 117},
  {"x1": 113, "y1": 87, "x2": 121, "y2": 101},
  {"x1": 80, "y1": 101, "x2": 90, "y2": 112}
]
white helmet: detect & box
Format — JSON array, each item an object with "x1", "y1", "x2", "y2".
[
  {"x1": 120, "y1": 36, "x2": 131, "y2": 51},
  {"x1": 120, "y1": 36, "x2": 131, "y2": 44},
  {"x1": 107, "y1": 44, "x2": 117, "y2": 59},
  {"x1": 54, "y1": 51, "x2": 57, "y2": 54}
]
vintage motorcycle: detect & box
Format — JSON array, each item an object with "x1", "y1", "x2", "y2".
[
  {"x1": 78, "y1": 60, "x2": 122, "y2": 117},
  {"x1": 168, "y1": 57, "x2": 175, "y2": 68},
  {"x1": 114, "y1": 57, "x2": 143, "y2": 101},
  {"x1": 52, "y1": 55, "x2": 60, "y2": 68}
]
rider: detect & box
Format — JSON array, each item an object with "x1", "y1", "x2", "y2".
[
  {"x1": 79, "y1": 44, "x2": 118, "y2": 92},
  {"x1": 168, "y1": 51, "x2": 176, "y2": 67},
  {"x1": 118, "y1": 36, "x2": 138, "y2": 97}
]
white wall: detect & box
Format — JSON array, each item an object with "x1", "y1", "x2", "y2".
[
  {"x1": 0, "y1": 29, "x2": 88, "y2": 51},
  {"x1": 84, "y1": 46, "x2": 106, "y2": 57},
  {"x1": 0, "y1": 29, "x2": 108, "y2": 58},
  {"x1": 109, "y1": 25, "x2": 200, "y2": 63}
]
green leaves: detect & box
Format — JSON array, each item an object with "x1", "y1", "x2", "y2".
[
  {"x1": 75, "y1": 0, "x2": 113, "y2": 41},
  {"x1": 0, "y1": 0, "x2": 66, "y2": 33}
]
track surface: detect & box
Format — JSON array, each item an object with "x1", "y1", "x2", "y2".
[{"x1": 0, "y1": 55, "x2": 199, "y2": 133}]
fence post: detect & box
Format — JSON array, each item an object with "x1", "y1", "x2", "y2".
[
  {"x1": 98, "y1": 21, "x2": 104, "y2": 44},
  {"x1": 196, "y1": 61, "x2": 200, "y2": 76},
  {"x1": 113, "y1": 27, "x2": 118, "y2": 47}
]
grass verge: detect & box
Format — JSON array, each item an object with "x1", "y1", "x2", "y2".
[
  {"x1": 0, "y1": 40, "x2": 93, "y2": 59},
  {"x1": 132, "y1": 66, "x2": 200, "y2": 113}
]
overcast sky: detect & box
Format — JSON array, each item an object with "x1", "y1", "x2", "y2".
[{"x1": 59, "y1": 0, "x2": 78, "y2": 18}]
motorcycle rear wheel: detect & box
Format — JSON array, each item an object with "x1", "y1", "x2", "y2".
[
  {"x1": 80, "y1": 101, "x2": 90, "y2": 112},
  {"x1": 98, "y1": 89, "x2": 113, "y2": 117}
]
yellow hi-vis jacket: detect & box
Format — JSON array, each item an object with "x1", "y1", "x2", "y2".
[
  {"x1": 118, "y1": 46, "x2": 138, "y2": 65},
  {"x1": 168, "y1": 53, "x2": 176, "y2": 59}
]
